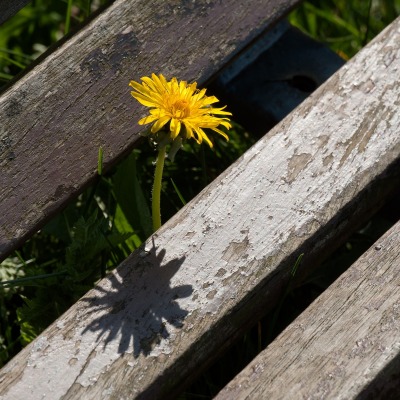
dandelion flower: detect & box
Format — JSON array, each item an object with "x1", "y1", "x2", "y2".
[{"x1": 129, "y1": 73, "x2": 232, "y2": 147}]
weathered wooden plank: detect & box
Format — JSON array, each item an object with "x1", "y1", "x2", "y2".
[
  {"x1": 1, "y1": 15, "x2": 400, "y2": 400},
  {"x1": 216, "y1": 219, "x2": 400, "y2": 400},
  {"x1": 0, "y1": 0, "x2": 30, "y2": 25},
  {"x1": 0, "y1": 0, "x2": 301, "y2": 261}
]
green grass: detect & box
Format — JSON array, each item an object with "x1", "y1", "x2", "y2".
[
  {"x1": 0, "y1": 0, "x2": 399, "y2": 395},
  {"x1": 0, "y1": 0, "x2": 109, "y2": 86},
  {"x1": 289, "y1": 0, "x2": 400, "y2": 59}
]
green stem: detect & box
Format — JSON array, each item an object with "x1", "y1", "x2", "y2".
[{"x1": 152, "y1": 146, "x2": 166, "y2": 231}]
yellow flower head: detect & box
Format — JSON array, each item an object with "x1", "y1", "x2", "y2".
[{"x1": 129, "y1": 73, "x2": 232, "y2": 147}]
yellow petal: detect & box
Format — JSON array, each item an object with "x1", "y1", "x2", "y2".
[
  {"x1": 210, "y1": 126, "x2": 229, "y2": 141},
  {"x1": 158, "y1": 74, "x2": 169, "y2": 88},
  {"x1": 192, "y1": 88, "x2": 207, "y2": 103},
  {"x1": 209, "y1": 106, "x2": 232, "y2": 116},
  {"x1": 170, "y1": 118, "x2": 181, "y2": 139},
  {"x1": 138, "y1": 114, "x2": 158, "y2": 125},
  {"x1": 200, "y1": 95, "x2": 219, "y2": 106},
  {"x1": 131, "y1": 92, "x2": 160, "y2": 108},
  {"x1": 151, "y1": 116, "x2": 171, "y2": 133},
  {"x1": 151, "y1": 73, "x2": 169, "y2": 93},
  {"x1": 218, "y1": 120, "x2": 232, "y2": 130},
  {"x1": 141, "y1": 77, "x2": 159, "y2": 93},
  {"x1": 197, "y1": 128, "x2": 213, "y2": 147},
  {"x1": 183, "y1": 122, "x2": 194, "y2": 139}
]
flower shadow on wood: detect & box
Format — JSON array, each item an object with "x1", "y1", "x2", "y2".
[{"x1": 81, "y1": 239, "x2": 192, "y2": 357}]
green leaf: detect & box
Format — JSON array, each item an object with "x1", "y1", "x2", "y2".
[
  {"x1": 113, "y1": 204, "x2": 142, "y2": 252},
  {"x1": 113, "y1": 151, "x2": 153, "y2": 240}
]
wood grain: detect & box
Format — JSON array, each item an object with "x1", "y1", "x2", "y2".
[
  {"x1": 0, "y1": 0, "x2": 30, "y2": 25},
  {"x1": 216, "y1": 219, "x2": 400, "y2": 400},
  {"x1": 1, "y1": 14, "x2": 400, "y2": 400},
  {"x1": 0, "y1": 0, "x2": 301, "y2": 261}
]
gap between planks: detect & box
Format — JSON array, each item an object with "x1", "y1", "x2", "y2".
[{"x1": 216, "y1": 218, "x2": 400, "y2": 400}]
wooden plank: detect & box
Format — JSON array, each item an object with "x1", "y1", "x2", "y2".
[
  {"x1": 0, "y1": 0, "x2": 30, "y2": 25},
  {"x1": 216, "y1": 219, "x2": 400, "y2": 400},
  {"x1": 0, "y1": 0, "x2": 301, "y2": 262},
  {"x1": 1, "y1": 14, "x2": 400, "y2": 400}
]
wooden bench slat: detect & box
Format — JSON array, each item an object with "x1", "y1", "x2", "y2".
[
  {"x1": 216, "y1": 218, "x2": 400, "y2": 400},
  {"x1": 0, "y1": 0, "x2": 301, "y2": 262},
  {"x1": 0, "y1": 0, "x2": 30, "y2": 25},
  {"x1": 1, "y1": 14, "x2": 400, "y2": 400}
]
